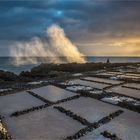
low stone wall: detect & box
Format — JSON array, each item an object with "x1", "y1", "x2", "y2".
[
  {"x1": 27, "y1": 91, "x2": 53, "y2": 105},
  {"x1": 101, "y1": 131, "x2": 121, "y2": 140},
  {"x1": 10, "y1": 104, "x2": 49, "y2": 117},
  {"x1": 54, "y1": 106, "x2": 91, "y2": 126}
]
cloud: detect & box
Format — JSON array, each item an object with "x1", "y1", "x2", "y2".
[{"x1": 0, "y1": 0, "x2": 140, "y2": 56}]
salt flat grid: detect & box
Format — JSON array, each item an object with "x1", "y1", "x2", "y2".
[
  {"x1": 0, "y1": 79, "x2": 140, "y2": 139},
  {"x1": 80, "y1": 110, "x2": 140, "y2": 140},
  {"x1": 123, "y1": 83, "x2": 140, "y2": 89},
  {"x1": 69, "y1": 79, "x2": 109, "y2": 89},
  {"x1": 82, "y1": 77, "x2": 123, "y2": 84},
  {"x1": 30, "y1": 85, "x2": 78, "y2": 102},
  {"x1": 0, "y1": 91, "x2": 45, "y2": 116},
  {"x1": 58, "y1": 97, "x2": 122, "y2": 123},
  {"x1": 79, "y1": 129, "x2": 113, "y2": 140},
  {"x1": 4, "y1": 107, "x2": 84, "y2": 140},
  {"x1": 106, "y1": 86, "x2": 140, "y2": 99}
]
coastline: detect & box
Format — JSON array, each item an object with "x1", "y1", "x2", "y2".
[{"x1": 0, "y1": 56, "x2": 140, "y2": 74}]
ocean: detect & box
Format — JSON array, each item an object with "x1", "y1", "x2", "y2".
[{"x1": 0, "y1": 57, "x2": 139, "y2": 74}]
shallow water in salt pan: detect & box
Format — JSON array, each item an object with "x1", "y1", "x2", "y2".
[
  {"x1": 69, "y1": 79, "x2": 109, "y2": 89},
  {"x1": 82, "y1": 77, "x2": 123, "y2": 84},
  {"x1": 4, "y1": 107, "x2": 84, "y2": 139},
  {"x1": 106, "y1": 86, "x2": 140, "y2": 99},
  {"x1": 80, "y1": 110, "x2": 140, "y2": 140},
  {"x1": 0, "y1": 91, "x2": 44, "y2": 116},
  {"x1": 31, "y1": 85, "x2": 77, "y2": 102},
  {"x1": 58, "y1": 97, "x2": 121, "y2": 123}
]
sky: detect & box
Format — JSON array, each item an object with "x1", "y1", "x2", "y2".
[{"x1": 0, "y1": 0, "x2": 140, "y2": 56}]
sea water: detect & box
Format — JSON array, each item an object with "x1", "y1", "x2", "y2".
[{"x1": 0, "y1": 57, "x2": 139, "y2": 74}]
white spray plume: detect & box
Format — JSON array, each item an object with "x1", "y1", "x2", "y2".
[
  {"x1": 11, "y1": 24, "x2": 86, "y2": 65},
  {"x1": 47, "y1": 24, "x2": 85, "y2": 63}
]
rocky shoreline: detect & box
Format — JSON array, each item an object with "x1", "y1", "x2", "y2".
[{"x1": 0, "y1": 62, "x2": 140, "y2": 84}]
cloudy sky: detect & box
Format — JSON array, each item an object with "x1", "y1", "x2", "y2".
[{"x1": 0, "y1": 0, "x2": 140, "y2": 56}]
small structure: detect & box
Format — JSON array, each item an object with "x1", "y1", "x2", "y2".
[{"x1": 106, "y1": 58, "x2": 110, "y2": 64}]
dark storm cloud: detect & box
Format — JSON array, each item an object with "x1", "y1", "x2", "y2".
[{"x1": 0, "y1": 0, "x2": 140, "y2": 55}]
